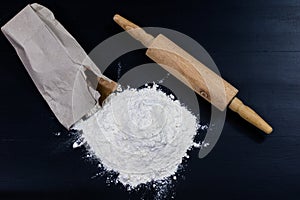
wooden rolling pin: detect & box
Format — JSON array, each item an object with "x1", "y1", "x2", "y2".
[{"x1": 113, "y1": 14, "x2": 273, "y2": 134}]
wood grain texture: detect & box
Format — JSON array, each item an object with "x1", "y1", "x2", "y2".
[{"x1": 146, "y1": 34, "x2": 238, "y2": 110}]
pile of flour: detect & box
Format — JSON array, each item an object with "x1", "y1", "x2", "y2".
[{"x1": 73, "y1": 86, "x2": 198, "y2": 187}]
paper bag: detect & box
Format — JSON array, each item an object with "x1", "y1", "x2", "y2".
[{"x1": 1, "y1": 3, "x2": 107, "y2": 129}]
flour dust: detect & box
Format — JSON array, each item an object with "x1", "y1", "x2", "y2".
[{"x1": 72, "y1": 84, "x2": 206, "y2": 194}]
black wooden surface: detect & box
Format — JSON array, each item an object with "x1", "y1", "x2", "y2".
[{"x1": 0, "y1": 0, "x2": 299, "y2": 199}]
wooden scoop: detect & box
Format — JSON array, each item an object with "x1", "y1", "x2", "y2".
[
  {"x1": 112, "y1": 14, "x2": 273, "y2": 134},
  {"x1": 97, "y1": 77, "x2": 118, "y2": 105}
]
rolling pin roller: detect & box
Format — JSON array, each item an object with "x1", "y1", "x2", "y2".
[{"x1": 113, "y1": 14, "x2": 273, "y2": 134}]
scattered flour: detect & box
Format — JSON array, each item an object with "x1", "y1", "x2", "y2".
[{"x1": 73, "y1": 86, "x2": 199, "y2": 187}]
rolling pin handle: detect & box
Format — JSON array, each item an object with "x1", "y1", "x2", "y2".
[
  {"x1": 113, "y1": 14, "x2": 154, "y2": 47},
  {"x1": 229, "y1": 97, "x2": 273, "y2": 134}
]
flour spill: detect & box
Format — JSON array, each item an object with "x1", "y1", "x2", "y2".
[{"x1": 73, "y1": 85, "x2": 203, "y2": 189}]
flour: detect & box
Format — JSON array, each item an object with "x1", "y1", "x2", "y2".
[{"x1": 73, "y1": 85, "x2": 199, "y2": 187}]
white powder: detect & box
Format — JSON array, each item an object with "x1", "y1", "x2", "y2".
[{"x1": 73, "y1": 86, "x2": 198, "y2": 187}]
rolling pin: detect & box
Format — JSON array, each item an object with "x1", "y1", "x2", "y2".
[{"x1": 113, "y1": 14, "x2": 273, "y2": 134}]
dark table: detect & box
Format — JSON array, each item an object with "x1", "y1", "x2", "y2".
[{"x1": 0, "y1": 0, "x2": 299, "y2": 199}]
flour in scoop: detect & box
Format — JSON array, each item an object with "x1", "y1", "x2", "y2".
[{"x1": 73, "y1": 86, "x2": 199, "y2": 187}]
